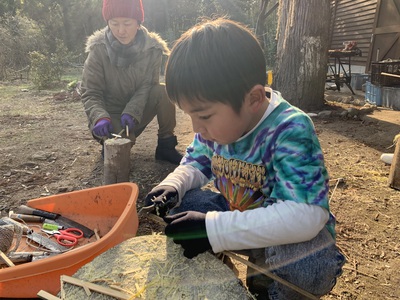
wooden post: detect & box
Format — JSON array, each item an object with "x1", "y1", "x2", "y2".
[
  {"x1": 388, "y1": 139, "x2": 400, "y2": 190},
  {"x1": 103, "y1": 138, "x2": 131, "y2": 185}
]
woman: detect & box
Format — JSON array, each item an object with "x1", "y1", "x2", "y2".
[{"x1": 80, "y1": 0, "x2": 182, "y2": 165}]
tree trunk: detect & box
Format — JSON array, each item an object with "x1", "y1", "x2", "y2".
[
  {"x1": 272, "y1": 0, "x2": 331, "y2": 111},
  {"x1": 58, "y1": 0, "x2": 73, "y2": 51},
  {"x1": 255, "y1": 0, "x2": 270, "y2": 50},
  {"x1": 255, "y1": 0, "x2": 279, "y2": 52}
]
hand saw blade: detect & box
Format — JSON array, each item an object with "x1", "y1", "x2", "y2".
[{"x1": 26, "y1": 232, "x2": 69, "y2": 252}]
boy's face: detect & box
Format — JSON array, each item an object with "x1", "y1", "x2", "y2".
[{"x1": 179, "y1": 92, "x2": 261, "y2": 145}]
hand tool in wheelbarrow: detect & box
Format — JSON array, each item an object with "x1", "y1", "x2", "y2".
[
  {"x1": 26, "y1": 231, "x2": 70, "y2": 253},
  {"x1": 16, "y1": 205, "x2": 94, "y2": 238},
  {"x1": 41, "y1": 228, "x2": 84, "y2": 247},
  {"x1": 16, "y1": 205, "x2": 59, "y2": 220}
]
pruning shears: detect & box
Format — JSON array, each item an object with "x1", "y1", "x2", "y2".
[{"x1": 41, "y1": 228, "x2": 83, "y2": 247}]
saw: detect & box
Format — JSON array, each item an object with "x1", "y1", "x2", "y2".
[{"x1": 26, "y1": 232, "x2": 69, "y2": 253}]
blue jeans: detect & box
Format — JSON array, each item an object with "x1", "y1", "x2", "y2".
[{"x1": 170, "y1": 188, "x2": 345, "y2": 300}]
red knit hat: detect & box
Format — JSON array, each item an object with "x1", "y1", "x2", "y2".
[{"x1": 102, "y1": 0, "x2": 144, "y2": 23}]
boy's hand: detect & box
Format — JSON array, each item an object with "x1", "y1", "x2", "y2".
[
  {"x1": 164, "y1": 211, "x2": 211, "y2": 258},
  {"x1": 144, "y1": 186, "x2": 178, "y2": 217}
]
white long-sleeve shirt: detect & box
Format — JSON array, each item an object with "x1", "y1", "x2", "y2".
[{"x1": 158, "y1": 91, "x2": 334, "y2": 253}]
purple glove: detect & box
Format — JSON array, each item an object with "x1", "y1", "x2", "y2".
[
  {"x1": 92, "y1": 119, "x2": 113, "y2": 137},
  {"x1": 120, "y1": 114, "x2": 135, "y2": 131}
]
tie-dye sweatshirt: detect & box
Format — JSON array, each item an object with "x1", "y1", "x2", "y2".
[{"x1": 159, "y1": 89, "x2": 335, "y2": 252}]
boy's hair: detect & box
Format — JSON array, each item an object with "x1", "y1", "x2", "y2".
[{"x1": 165, "y1": 18, "x2": 267, "y2": 113}]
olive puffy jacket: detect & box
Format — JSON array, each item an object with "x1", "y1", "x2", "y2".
[{"x1": 81, "y1": 26, "x2": 169, "y2": 129}]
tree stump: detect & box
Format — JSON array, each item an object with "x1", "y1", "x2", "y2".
[
  {"x1": 61, "y1": 235, "x2": 251, "y2": 299},
  {"x1": 388, "y1": 139, "x2": 400, "y2": 190},
  {"x1": 103, "y1": 138, "x2": 131, "y2": 185}
]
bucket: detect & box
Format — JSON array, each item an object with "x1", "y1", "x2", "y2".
[
  {"x1": 365, "y1": 81, "x2": 382, "y2": 106},
  {"x1": 381, "y1": 86, "x2": 400, "y2": 110},
  {"x1": 351, "y1": 74, "x2": 370, "y2": 90}
]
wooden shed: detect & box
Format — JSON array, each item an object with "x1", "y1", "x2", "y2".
[{"x1": 329, "y1": 0, "x2": 400, "y2": 73}]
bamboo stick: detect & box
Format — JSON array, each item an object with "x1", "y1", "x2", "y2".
[
  {"x1": 37, "y1": 290, "x2": 62, "y2": 300},
  {"x1": 0, "y1": 250, "x2": 15, "y2": 267},
  {"x1": 381, "y1": 72, "x2": 400, "y2": 79},
  {"x1": 223, "y1": 251, "x2": 320, "y2": 300},
  {"x1": 61, "y1": 275, "x2": 131, "y2": 299}
]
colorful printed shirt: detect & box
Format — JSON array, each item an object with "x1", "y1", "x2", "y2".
[{"x1": 160, "y1": 90, "x2": 335, "y2": 251}]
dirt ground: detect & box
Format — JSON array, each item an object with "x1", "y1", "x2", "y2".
[{"x1": 0, "y1": 80, "x2": 399, "y2": 300}]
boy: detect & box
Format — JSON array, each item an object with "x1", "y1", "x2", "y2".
[{"x1": 145, "y1": 18, "x2": 345, "y2": 299}]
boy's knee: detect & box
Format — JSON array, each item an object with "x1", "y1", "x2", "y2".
[{"x1": 266, "y1": 243, "x2": 345, "y2": 299}]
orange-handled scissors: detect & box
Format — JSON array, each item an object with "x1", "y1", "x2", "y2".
[{"x1": 42, "y1": 228, "x2": 83, "y2": 247}]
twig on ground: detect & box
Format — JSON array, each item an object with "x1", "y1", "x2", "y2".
[
  {"x1": 342, "y1": 266, "x2": 378, "y2": 280},
  {"x1": 329, "y1": 178, "x2": 344, "y2": 203}
]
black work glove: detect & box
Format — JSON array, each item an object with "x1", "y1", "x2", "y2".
[
  {"x1": 144, "y1": 185, "x2": 178, "y2": 217},
  {"x1": 164, "y1": 211, "x2": 212, "y2": 259}
]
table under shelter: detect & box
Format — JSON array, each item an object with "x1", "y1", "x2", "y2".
[{"x1": 326, "y1": 48, "x2": 362, "y2": 95}]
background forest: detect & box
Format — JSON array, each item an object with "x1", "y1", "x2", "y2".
[{"x1": 0, "y1": 0, "x2": 278, "y2": 88}]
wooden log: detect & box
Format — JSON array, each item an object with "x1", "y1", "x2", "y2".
[
  {"x1": 388, "y1": 138, "x2": 400, "y2": 190},
  {"x1": 103, "y1": 138, "x2": 131, "y2": 185}
]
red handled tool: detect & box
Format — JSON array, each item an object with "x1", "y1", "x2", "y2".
[{"x1": 41, "y1": 228, "x2": 83, "y2": 247}]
